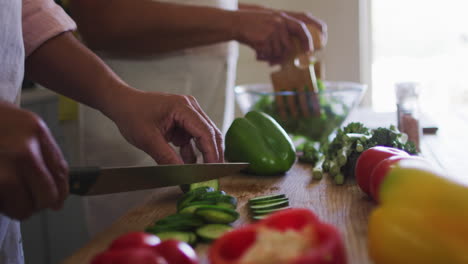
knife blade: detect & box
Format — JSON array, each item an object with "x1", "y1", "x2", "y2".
[{"x1": 69, "y1": 163, "x2": 249, "y2": 196}]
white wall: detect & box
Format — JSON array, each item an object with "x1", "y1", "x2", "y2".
[{"x1": 236, "y1": 0, "x2": 371, "y2": 103}]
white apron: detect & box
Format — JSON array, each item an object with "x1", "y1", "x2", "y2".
[
  {"x1": 81, "y1": 0, "x2": 239, "y2": 236},
  {"x1": 0, "y1": 0, "x2": 26, "y2": 263}
]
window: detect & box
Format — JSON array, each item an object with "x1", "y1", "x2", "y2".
[{"x1": 371, "y1": 0, "x2": 468, "y2": 113}]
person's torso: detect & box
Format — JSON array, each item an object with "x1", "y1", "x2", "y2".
[
  {"x1": 152, "y1": 0, "x2": 238, "y2": 57},
  {"x1": 0, "y1": 0, "x2": 25, "y2": 103},
  {"x1": 83, "y1": 0, "x2": 239, "y2": 142},
  {"x1": 0, "y1": 0, "x2": 25, "y2": 263}
]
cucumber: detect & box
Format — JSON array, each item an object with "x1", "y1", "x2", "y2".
[
  {"x1": 155, "y1": 213, "x2": 204, "y2": 226},
  {"x1": 154, "y1": 231, "x2": 197, "y2": 245},
  {"x1": 179, "y1": 201, "x2": 216, "y2": 214},
  {"x1": 253, "y1": 207, "x2": 290, "y2": 216},
  {"x1": 149, "y1": 214, "x2": 205, "y2": 232},
  {"x1": 250, "y1": 200, "x2": 289, "y2": 210},
  {"x1": 252, "y1": 215, "x2": 267, "y2": 221},
  {"x1": 216, "y1": 195, "x2": 237, "y2": 209},
  {"x1": 195, "y1": 224, "x2": 233, "y2": 242},
  {"x1": 248, "y1": 194, "x2": 286, "y2": 204},
  {"x1": 198, "y1": 190, "x2": 227, "y2": 201},
  {"x1": 180, "y1": 179, "x2": 220, "y2": 193},
  {"x1": 248, "y1": 197, "x2": 288, "y2": 206},
  {"x1": 195, "y1": 205, "x2": 239, "y2": 224},
  {"x1": 177, "y1": 186, "x2": 215, "y2": 210},
  {"x1": 248, "y1": 194, "x2": 290, "y2": 221}
]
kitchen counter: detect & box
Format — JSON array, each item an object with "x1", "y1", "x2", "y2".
[{"x1": 62, "y1": 107, "x2": 468, "y2": 264}]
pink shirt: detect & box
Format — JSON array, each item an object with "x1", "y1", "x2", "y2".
[{"x1": 22, "y1": 0, "x2": 77, "y2": 57}]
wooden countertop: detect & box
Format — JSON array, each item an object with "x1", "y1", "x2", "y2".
[{"x1": 63, "y1": 107, "x2": 468, "y2": 264}]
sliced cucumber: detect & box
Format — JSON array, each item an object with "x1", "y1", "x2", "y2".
[
  {"x1": 248, "y1": 194, "x2": 286, "y2": 204},
  {"x1": 154, "y1": 231, "x2": 197, "y2": 245},
  {"x1": 195, "y1": 205, "x2": 239, "y2": 224},
  {"x1": 253, "y1": 207, "x2": 290, "y2": 216},
  {"x1": 196, "y1": 224, "x2": 233, "y2": 242},
  {"x1": 150, "y1": 214, "x2": 205, "y2": 232},
  {"x1": 250, "y1": 200, "x2": 289, "y2": 211},
  {"x1": 190, "y1": 179, "x2": 220, "y2": 191},
  {"x1": 155, "y1": 213, "x2": 204, "y2": 226},
  {"x1": 179, "y1": 201, "x2": 216, "y2": 214},
  {"x1": 216, "y1": 195, "x2": 237, "y2": 209},
  {"x1": 198, "y1": 190, "x2": 227, "y2": 201},
  {"x1": 252, "y1": 215, "x2": 267, "y2": 221},
  {"x1": 177, "y1": 186, "x2": 215, "y2": 210},
  {"x1": 248, "y1": 197, "x2": 289, "y2": 206},
  {"x1": 180, "y1": 179, "x2": 220, "y2": 193}
]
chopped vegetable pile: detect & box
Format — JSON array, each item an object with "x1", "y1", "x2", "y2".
[
  {"x1": 248, "y1": 194, "x2": 290, "y2": 221},
  {"x1": 146, "y1": 186, "x2": 239, "y2": 245},
  {"x1": 300, "y1": 122, "x2": 417, "y2": 184}
]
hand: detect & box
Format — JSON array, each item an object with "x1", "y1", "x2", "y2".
[
  {"x1": 280, "y1": 10, "x2": 328, "y2": 49},
  {"x1": 233, "y1": 10, "x2": 313, "y2": 65},
  {"x1": 103, "y1": 89, "x2": 224, "y2": 165},
  {"x1": 0, "y1": 101, "x2": 69, "y2": 220}
]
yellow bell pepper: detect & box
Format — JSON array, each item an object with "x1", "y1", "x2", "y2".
[{"x1": 368, "y1": 158, "x2": 468, "y2": 264}]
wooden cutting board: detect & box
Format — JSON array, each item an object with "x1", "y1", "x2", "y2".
[{"x1": 62, "y1": 163, "x2": 374, "y2": 264}]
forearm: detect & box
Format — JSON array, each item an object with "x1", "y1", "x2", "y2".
[
  {"x1": 25, "y1": 32, "x2": 130, "y2": 116},
  {"x1": 238, "y1": 3, "x2": 265, "y2": 11},
  {"x1": 69, "y1": 0, "x2": 240, "y2": 55}
]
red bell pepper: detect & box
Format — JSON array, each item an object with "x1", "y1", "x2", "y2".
[
  {"x1": 368, "y1": 155, "x2": 427, "y2": 201},
  {"x1": 209, "y1": 208, "x2": 346, "y2": 264},
  {"x1": 355, "y1": 146, "x2": 409, "y2": 195},
  {"x1": 91, "y1": 232, "x2": 198, "y2": 264}
]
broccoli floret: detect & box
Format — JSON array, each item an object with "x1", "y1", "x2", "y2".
[
  {"x1": 356, "y1": 140, "x2": 364, "y2": 152},
  {"x1": 401, "y1": 141, "x2": 418, "y2": 155},
  {"x1": 299, "y1": 141, "x2": 321, "y2": 164},
  {"x1": 328, "y1": 160, "x2": 340, "y2": 176},
  {"x1": 336, "y1": 143, "x2": 353, "y2": 166},
  {"x1": 367, "y1": 127, "x2": 418, "y2": 155},
  {"x1": 323, "y1": 123, "x2": 418, "y2": 185},
  {"x1": 368, "y1": 127, "x2": 400, "y2": 147},
  {"x1": 343, "y1": 122, "x2": 370, "y2": 134},
  {"x1": 340, "y1": 150, "x2": 361, "y2": 179}
]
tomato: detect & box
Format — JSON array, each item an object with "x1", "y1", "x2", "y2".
[
  {"x1": 153, "y1": 240, "x2": 198, "y2": 264},
  {"x1": 91, "y1": 248, "x2": 167, "y2": 264},
  {"x1": 109, "y1": 232, "x2": 161, "y2": 250},
  {"x1": 369, "y1": 156, "x2": 409, "y2": 202},
  {"x1": 355, "y1": 146, "x2": 409, "y2": 195},
  {"x1": 209, "y1": 208, "x2": 346, "y2": 264}
]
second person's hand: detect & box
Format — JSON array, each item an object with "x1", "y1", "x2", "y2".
[
  {"x1": 233, "y1": 9, "x2": 313, "y2": 65},
  {"x1": 101, "y1": 88, "x2": 224, "y2": 165},
  {"x1": 0, "y1": 101, "x2": 69, "y2": 220}
]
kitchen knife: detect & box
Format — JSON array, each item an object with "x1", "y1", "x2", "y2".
[{"x1": 69, "y1": 163, "x2": 249, "y2": 196}]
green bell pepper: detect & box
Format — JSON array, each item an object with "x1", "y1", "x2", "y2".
[{"x1": 224, "y1": 111, "x2": 296, "y2": 175}]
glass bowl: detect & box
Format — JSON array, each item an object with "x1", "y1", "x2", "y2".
[{"x1": 235, "y1": 81, "x2": 367, "y2": 142}]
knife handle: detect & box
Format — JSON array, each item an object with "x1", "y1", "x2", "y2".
[{"x1": 69, "y1": 167, "x2": 100, "y2": 196}]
